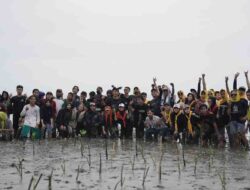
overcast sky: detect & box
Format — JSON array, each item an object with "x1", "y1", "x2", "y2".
[{"x1": 0, "y1": 0, "x2": 249, "y2": 97}]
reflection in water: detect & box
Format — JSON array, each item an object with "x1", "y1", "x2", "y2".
[{"x1": 0, "y1": 138, "x2": 249, "y2": 190}]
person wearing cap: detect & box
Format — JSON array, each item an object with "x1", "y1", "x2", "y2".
[
  {"x1": 159, "y1": 83, "x2": 175, "y2": 107},
  {"x1": 116, "y1": 103, "x2": 131, "y2": 139},
  {"x1": 102, "y1": 106, "x2": 117, "y2": 138},
  {"x1": 170, "y1": 104, "x2": 181, "y2": 138},
  {"x1": 10, "y1": 85, "x2": 26, "y2": 139},
  {"x1": 83, "y1": 102, "x2": 101, "y2": 138}
]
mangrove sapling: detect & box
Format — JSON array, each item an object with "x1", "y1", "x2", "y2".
[
  {"x1": 61, "y1": 160, "x2": 66, "y2": 175},
  {"x1": 140, "y1": 144, "x2": 147, "y2": 165},
  {"x1": 129, "y1": 155, "x2": 136, "y2": 172},
  {"x1": 15, "y1": 157, "x2": 24, "y2": 180},
  {"x1": 135, "y1": 141, "x2": 138, "y2": 157},
  {"x1": 28, "y1": 176, "x2": 34, "y2": 190},
  {"x1": 176, "y1": 143, "x2": 181, "y2": 177},
  {"x1": 80, "y1": 138, "x2": 84, "y2": 157},
  {"x1": 217, "y1": 169, "x2": 226, "y2": 190},
  {"x1": 142, "y1": 167, "x2": 150, "y2": 187},
  {"x1": 182, "y1": 144, "x2": 186, "y2": 168},
  {"x1": 33, "y1": 173, "x2": 43, "y2": 190},
  {"x1": 159, "y1": 151, "x2": 164, "y2": 181},
  {"x1": 99, "y1": 153, "x2": 102, "y2": 176},
  {"x1": 194, "y1": 154, "x2": 199, "y2": 176},
  {"x1": 105, "y1": 139, "x2": 108, "y2": 160},
  {"x1": 120, "y1": 164, "x2": 125, "y2": 188},
  {"x1": 76, "y1": 165, "x2": 80, "y2": 182},
  {"x1": 150, "y1": 153, "x2": 157, "y2": 168},
  {"x1": 88, "y1": 144, "x2": 91, "y2": 168},
  {"x1": 48, "y1": 169, "x2": 53, "y2": 190}
]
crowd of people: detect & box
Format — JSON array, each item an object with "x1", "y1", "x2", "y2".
[{"x1": 0, "y1": 72, "x2": 249, "y2": 150}]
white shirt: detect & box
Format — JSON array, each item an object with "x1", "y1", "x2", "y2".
[
  {"x1": 54, "y1": 98, "x2": 64, "y2": 116},
  {"x1": 20, "y1": 104, "x2": 40, "y2": 128}
]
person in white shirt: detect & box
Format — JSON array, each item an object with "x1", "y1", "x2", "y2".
[{"x1": 20, "y1": 95, "x2": 40, "y2": 139}]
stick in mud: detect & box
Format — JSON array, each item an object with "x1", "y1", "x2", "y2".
[
  {"x1": 120, "y1": 164, "x2": 125, "y2": 187},
  {"x1": 88, "y1": 144, "x2": 91, "y2": 168},
  {"x1": 15, "y1": 158, "x2": 23, "y2": 180},
  {"x1": 159, "y1": 152, "x2": 164, "y2": 181},
  {"x1": 105, "y1": 139, "x2": 108, "y2": 160},
  {"x1": 182, "y1": 144, "x2": 186, "y2": 168},
  {"x1": 48, "y1": 169, "x2": 53, "y2": 190},
  {"x1": 194, "y1": 154, "x2": 199, "y2": 176},
  {"x1": 28, "y1": 176, "x2": 34, "y2": 190},
  {"x1": 135, "y1": 141, "x2": 138, "y2": 157},
  {"x1": 99, "y1": 153, "x2": 102, "y2": 176},
  {"x1": 33, "y1": 173, "x2": 43, "y2": 190},
  {"x1": 80, "y1": 138, "x2": 84, "y2": 157},
  {"x1": 76, "y1": 165, "x2": 80, "y2": 182},
  {"x1": 142, "y1": 167, "x2": 150, "y2": 186}
]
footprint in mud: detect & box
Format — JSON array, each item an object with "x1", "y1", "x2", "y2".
[
  {"x1": 4, "y1": 187, "x2": 13, "y2": 190},
  {"x1": 155, "y1": 185, "x2": 165, "y2": 189}
]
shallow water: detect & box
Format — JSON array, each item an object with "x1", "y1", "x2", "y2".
[{"x1": 0, "y1": 138, "x2": 250, "y2": 190}]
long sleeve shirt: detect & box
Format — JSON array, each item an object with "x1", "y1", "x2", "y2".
[{"x1": 20, "y1": 105, "x2": 40, "y2": 128}]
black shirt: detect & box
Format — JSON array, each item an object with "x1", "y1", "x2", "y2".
[{"x1": 10, "y1": 95, "x2": 26, "y2": 115}]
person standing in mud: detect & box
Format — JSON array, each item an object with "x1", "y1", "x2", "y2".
[
  {"x1": 0, "y1": 91, "x2": 11, "y2": 116},
  {"x1": 246, "y1": 89, "x2": 250, "y2": 133},
  {"x1": 116, "y1": 103, "x2": 132, "y2": 139},
  {"x1": 83, "y1": 102, "x2": 101, "y2": 138},
  {"x1": 40, "y1": 99, "x2": 54, "y2": 139},
  {"x1": 54, "y1": 89, "x2": 64, "y2": 116},
  {"x1": 10, "y1": 85, "x2": 26, "y2": 139},
  {"x1": 80, "y1": 91, "x2": 89, "y2": 108},
  {"x1": 229, "y1": 89, "x2": 249, "y2": 149},
  {"x1": 20, "y1": 96, "x2": 41, "y2": 140},
  {"x1": 197, "y1": 104, "x2": 221, "y2": 147},
  {"x1": 132, "y1": 96, "x2": 148, "y2": 138},
  {"x1": 216, "y1": 89, "x2": 230, "y2": 147}
]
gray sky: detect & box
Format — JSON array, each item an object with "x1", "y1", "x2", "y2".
[{"x1": 0, "y1": 0, "x2": 249, "y2": 97}]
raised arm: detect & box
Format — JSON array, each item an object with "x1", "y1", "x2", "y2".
[
  {"x1": 244, "y1": 71, "x2": 250, "y2": 89},
  {"x1": 197, "y1": 77, "x2": 201, "y2": 99},
  {"x1": 233, "y1": 72, "x2": 240, "y2": 90},
  {"x1": 152, "y1": 77, "x2": 160, "y2": 95},
  {"x1": 202, "y1": 74, "x2": 207, "y2": 91},
  {"x1": 225, "y1": 76, "x2": 230, "y2": 97},
  {"x1": 170, "y1": 83, "x2": 175, "y2": 98}
]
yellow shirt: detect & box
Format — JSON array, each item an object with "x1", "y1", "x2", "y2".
[{"x1": 0, "y1": 112, "x2": 7, "y2": 129}]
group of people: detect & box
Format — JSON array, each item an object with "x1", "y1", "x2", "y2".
[{"x1": 0, "y1": 71, "x2": 249, "y2": 150}]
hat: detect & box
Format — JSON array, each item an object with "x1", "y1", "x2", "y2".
[
  {"x1": 119, "y1": 103, "x2": 125, "y2": 108},
  {"x1": 173, "y1": 104, "x2": 180, "y2": 109},
  {"x1": 239, "y1": 86, "x2": 246, "y2": 92}
]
